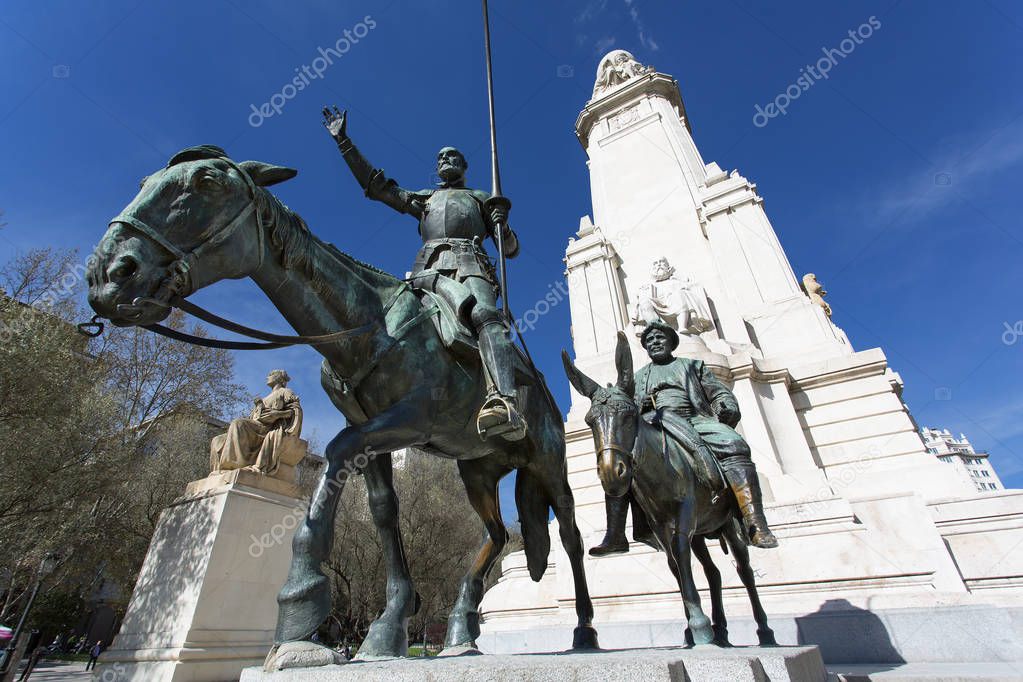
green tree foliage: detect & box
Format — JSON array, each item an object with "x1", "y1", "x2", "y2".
[{"x1": 0, "y1": 248, "x2": 245, "y2": 632}]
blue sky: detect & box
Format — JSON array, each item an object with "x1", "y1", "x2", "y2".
[{"x1": 2, "y1": 1, "x2": 1022, "y2": 515}]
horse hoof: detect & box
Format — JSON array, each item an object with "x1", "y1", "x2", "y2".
[
  {"x1": 264, "y1": 641, "x2": 345, "y2": 671},
  {"x1": 355, "y1": 619, "x2": 409, "y2": 660},
  {"x1": 437, "y1": 644, "x2": 483, "y2": 657},
  {"x1": 275, "y1": 574, "x2": 331, "y2": 643},
  {"x1": 757, "y1": 628, "x2": 777, "y2": 646},
  {"x1": 571, "y1": 625, "x2": 600, "y2": 650}
]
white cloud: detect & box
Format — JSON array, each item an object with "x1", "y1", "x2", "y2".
[
  {"x1": 873, "y1": 116, "x2": 1023, "y2": 224},
  {"x1": 623, "y1": 0, "x2": 660, "y2": 52}
]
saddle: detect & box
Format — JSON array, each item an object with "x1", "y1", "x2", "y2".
[{"x1": 415, "y1": 287, "x2": 478, "y2": 358}]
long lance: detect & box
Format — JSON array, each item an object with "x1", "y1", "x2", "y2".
[
  {"x1": 479, "y1": 1, "x2": 559, "y2": 417},
  {"x1": 481, "y1": 0, "x2": 511, "y2": 320}
]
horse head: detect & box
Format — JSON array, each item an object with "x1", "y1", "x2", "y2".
[
  {"x1": 562, "y1": 331, "x2": 637, "y2": 498},
  {"x1": 86, "y1": 145, "x2": 296, "y2": 327}
]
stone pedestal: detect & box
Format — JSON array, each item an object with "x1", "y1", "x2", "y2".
[
  {"x1": 240, "y1": 645, "x2": 828, "y2": 682},
  {"x1": 93, "y1": 475, "x2": 307, "y2": 682}
]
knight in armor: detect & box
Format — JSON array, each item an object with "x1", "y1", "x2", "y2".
[
  {"x1": 323, "y1": 106, "x2": 526, "y2": 440},
  {"x1": 591, "y1": 322, "x2": 778, "y2": 553}
]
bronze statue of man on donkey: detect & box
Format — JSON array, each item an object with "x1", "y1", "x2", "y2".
[{"x1": 589, "y1": 321, "x2": 778, "y2": 554}]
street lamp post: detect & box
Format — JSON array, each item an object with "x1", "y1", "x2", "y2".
[{"x1": 0, "y1": 555, "x2": 57, "y2": 676}]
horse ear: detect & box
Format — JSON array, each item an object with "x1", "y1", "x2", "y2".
[
  {"x1": 238, "y1": 160, "x2": 298, "y2": 187},
  {"x1": 562, "y1": 349, "x2": 600, "y2": 399},
  {"x1": 615, "y1": 331, "x2": 635, "y2": 396}
]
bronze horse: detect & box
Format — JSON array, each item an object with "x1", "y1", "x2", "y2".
[
  {"x1": 563, "y1": 332, "x2": 774, "y2": 647},
  {"x1": 85, "y1": 146, "x2": 596, "y2": 666}
]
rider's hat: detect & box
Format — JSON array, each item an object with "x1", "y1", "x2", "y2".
[{"x1": 639, "y1": 321, "x2": 680, "y2": 351}]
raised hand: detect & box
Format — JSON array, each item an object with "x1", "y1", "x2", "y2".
[{"x1": 321, "y1": 105, "x2": 348, "y2": 143}]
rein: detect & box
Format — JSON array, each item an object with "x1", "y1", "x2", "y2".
[{"x1": 78, "y1": 156, "x2": 375, "y2": 350}]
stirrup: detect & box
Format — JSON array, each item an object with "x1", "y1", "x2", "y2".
[{"x1": 477, "y1": 395, "x2": 527, "y2": 441}]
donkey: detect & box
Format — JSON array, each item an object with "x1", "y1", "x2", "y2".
[
  {"x1": 562, "y1": 332, "x2": 774, "y2": 647},
  {"x1": 85, "y1": 146, "x2": 596, "y2": 667}
]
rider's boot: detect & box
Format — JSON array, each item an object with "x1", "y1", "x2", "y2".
[
  {"x1": 473, "y1": 307, "x2": 526, "y2": 441},
  {"x1": 589, "y1": 494, "x2": 630, "y2": 556},
  {"x1": 725, "y1": 462, "x2": 778, "y2": 549}
]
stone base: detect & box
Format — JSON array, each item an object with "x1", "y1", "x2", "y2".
[
  {"x1": 94, "y1": 476, "x2": 306, "y2": 682},
  {"x1": 477, "y1": 603, "x2": 1023, "y2": 665},
  {"x1": 241, "y1": 645, "x2": 827, "y2": 681}
]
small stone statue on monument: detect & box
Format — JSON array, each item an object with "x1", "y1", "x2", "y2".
[
  {"x1": 801, "y1": 272, "x2": 832, "y2": 318},
  {"x1": 631, "y1": 257, "x2": 714, "y2": 336},
  {"x1": 210, "y1": 369, "x2": 303, "y2": 476},
  {"x1": 592, "y1": 49, "x2": 653, "y2": 97}
]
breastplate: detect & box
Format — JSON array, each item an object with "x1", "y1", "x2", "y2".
[{"x1": 419, "y1": 189, "x2": 488, "y2": 241}]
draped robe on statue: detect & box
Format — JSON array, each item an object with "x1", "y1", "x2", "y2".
[{"x1": 211, "y1": 387, "x2": 302, "y2": 476}]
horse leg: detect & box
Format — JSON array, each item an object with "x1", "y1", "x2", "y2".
[
  {"x1": 670, "y1": 501, "x2": 713, "y2": 645},
  {"x1": 724, "y1": 519, "x2": 776, "y2": 646},
  {"x1": 357, "y1": 452, "x2": 420, "y2": 660},
  {"x1": 545, "y1": 467, "x2": 598, "y2": 650},
  {"x1": 442, "y1": 458, "x2": 511, "y2": 651},
  {"x1": 273, "y1": 403, "x2": 425, "y2": 647},
  {"x1": 691, "y1": 535, "x2": 729, "y2": 646}
]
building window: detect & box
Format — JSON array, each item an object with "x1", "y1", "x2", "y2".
[{"x1": 981, "y1": 470, "x2": 990, "y2": 477}]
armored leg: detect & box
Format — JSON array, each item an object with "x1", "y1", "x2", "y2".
[
  {"x1": 467, "y1": 282, "x2": 525, "y2": 441},
  {"x1": 722, "y1": 459, "x2": 778, "y2": 549},
  {"x1": 408, "y1": 269, "x2": 476, "y2": 325}
]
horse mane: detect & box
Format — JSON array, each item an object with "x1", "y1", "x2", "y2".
[{"x1": 254, "y1": 187, "x2": 399, "y2": 291}]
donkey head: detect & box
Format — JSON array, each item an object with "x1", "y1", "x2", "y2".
[
  {"x1": 86, "y1": 145, "x2": 296, "y2": 327},
  {"x1": 562, "y1": 332, "x2": 637, "y2": 498}
]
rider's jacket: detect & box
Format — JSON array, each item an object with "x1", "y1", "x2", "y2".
[{"x1": 634, "y1": 357, "x2": 738, "y2": 425}]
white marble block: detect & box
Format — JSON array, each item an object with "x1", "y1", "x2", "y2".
[{"x1": 93, "y1": 476, "x2": 306, "y2": 681}]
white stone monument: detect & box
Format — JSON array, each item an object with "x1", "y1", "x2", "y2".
[
  {"x1": 478, "y1": 50, "x2": 1023, "y2": 665},
  {"x1": 94, "y1": 375, "x2": 323, "y2": 682}
]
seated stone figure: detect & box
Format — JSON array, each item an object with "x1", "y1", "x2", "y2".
[{"x1": 210, "y1": 369, "x2": 303, "y2": 476}]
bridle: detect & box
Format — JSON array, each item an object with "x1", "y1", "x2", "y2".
[{"x1": 78, "y1": 156, "x2": 373, "y2": 350}]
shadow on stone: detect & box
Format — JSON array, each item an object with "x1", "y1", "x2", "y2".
[{"x1": 795, "y1": 599, "x2": 905, "y2": 665}]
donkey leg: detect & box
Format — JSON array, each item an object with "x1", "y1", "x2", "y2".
[
  {"x1": 724, "y1": 520, "x2": 776, "y2": 646},
  {"x1": 442, "y1": 458, "x2": 511, "y2": 650},
  {"x1": 358, "y1": 452, "x2": 420, "y2": 660},
  {"x1": 691, "y1": 535, "x2": 729, "y2": 646},
  {"x1": 671, "y1": 503, "x2": 713, "y2": 646},
  {"x1": 546, "y1": 467, "x2": 599, "y2": 650}
]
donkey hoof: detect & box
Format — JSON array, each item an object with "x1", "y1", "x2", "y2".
[
  {"x1": 757, "y1": 627, "x2": 777, "y2": 646},
  {"x1": 688, "y1": 617, "x2": 714, "y2": 646},
  {"x1": 437, "y1": 644, "x2": 483, "y2": 657},
  {"x1": 355, "y1": 619, "x2": 409, "y2": 660},
  {"x1": 571, "y1": 625, "x2": 600, "y2": 650},
  {"x1": 713, "y1": 625, "x2": 732, "y2": 647}
]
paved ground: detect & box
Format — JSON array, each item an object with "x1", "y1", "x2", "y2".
[
  {"x1": 827, "y1": 662, "x2": 1023, "y2": 681},
  {"x1": 12, "y1": 660, "x2": 93, "y2": 680}
]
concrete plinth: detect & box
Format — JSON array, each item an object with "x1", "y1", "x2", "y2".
[
  {"x1": 241, "y1": 645, "x2": 827, "y2": 682},
  {"x1": 94, "y1": 475, "x2": 306, "y2": 681}
]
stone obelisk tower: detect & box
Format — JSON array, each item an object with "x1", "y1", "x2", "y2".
[{"x1": 479, "y1": 50, "x2": 1023, "y2": 664}]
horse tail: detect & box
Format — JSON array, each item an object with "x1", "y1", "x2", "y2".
[{"x1": 515, "y1": 469, "x2": 551, "y2": 582}]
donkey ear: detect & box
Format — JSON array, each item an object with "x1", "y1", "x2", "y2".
[
  {"x1": 238, "y1": 160, "x2": 298, "y2": 187},
  {"x1": 615, "y1": 331, "x2": 635, "y2": 396},
  {"x1": 562, "y1": 349, "x2": 600, "y2": 398}
]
